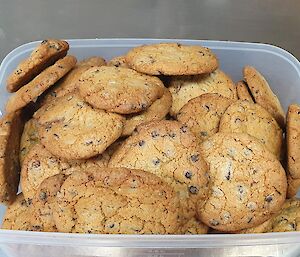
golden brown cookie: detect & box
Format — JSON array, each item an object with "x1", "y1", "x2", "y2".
[
  {"x1": 53, "y1": 167, "x2": 181, "y2": 234},
  {"x1": 21, "y1": 143, "x2": 110, "y2": 202},
  {"x1": 107, "y1": 56, "x2": 129, "y2": 68},
  {"x1": 236, "y1": 81, "x2": 254, "y2": 103},
  {"x1": 122, "y1": 88, "x2": 172, "y2": 136},
  {"x1": 243, "y1": 66, "x2": 285, "y2": 128},
  {"x1": 41, "y1": 56, "x2": 106, "y2": 105},
  {"x1": 199, "y1": 132, "x2": 287, "y2": 232},
  {"x1": 19, "y1": 118, "x2": 39, "y2": 166},
  {"x1": 109, "y1": 120, "x2": 209, "y2": 222},
  {"x1": 219, "y1": 100, "x2": 283, "y2": 158},
  {"x1": 79, "y1": 66, "x2": 165, "y2": 114},
  {"x1": 287, "y1": 175, "x2": 300, "y2": 198},
  {"x1": 169, "y1": 69, "x2": 237, "y2": 116},
  {"x1": 6, "y1": 39, "x2": 69, "y2": 92},
  {"x1": 6, "y1": 55, "x2": 77, "y2": 114},
  {"x1": 0, "y1": 111, "x2": 24, "y2": 204},
  {"x1": 34, "y1": 92, "x2": 124, "y2": 160},
  {"x1": 177, "y1": 93, "x2": 233, "y2": 143},
  {"x1": 238, "y1": 199, "x2": 300, "y2": 233},
  {"x1": 125, "y1": 43, "x2": 218, "y2": 75},
  {"x1": 179, "y1": 217, "x2": 208, "y2": 234}
]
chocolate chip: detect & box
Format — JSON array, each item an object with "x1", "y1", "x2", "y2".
[
  {"x1": 138, "y1": 140, "x2": 145, "y2": 146},
  {"x1": 198, "y1": 51, "x2": 205, "y2": 56},
  {"x1": 247, "y1": 217, "x2": 253, "y2": 223},
  {"x1": 191, "y1": 154, "x2": 199, "y2": 162},
  {"x1": 31, "y1": 160, "x2": 40, "y2": 169},
  {"x1": 204, "y1": 105, "x2": 210, "y2": 111},
  {"x1": 109, "y1": 223, "x2": 115, "y2": 228},
  {"x1": 88, "y1": 175, "x2": 94, "y2": 181},
  {"x1": 265, "y1": 195, "x2": 273, "y2": 202},
  {"x1": 235, "y1": 118, "x2": 242, "y2": 123},
  {"x1": 85, "y1": 140, "x2": 93, "y2": 146},
  {"x1": 41, "y1": 40, "x2": 48, "y2": 44},
  {"x1": 39, "y1": 191, "x2": 47, "y2": 201},
  {"x1": 180, "y1": 125, "x2": 188, "y2": 133},
  {"x1": 53, "y1": 133, "x2": 59, "y2": 139},
  {"x1": 32, "y1": 225, "x2": 42, "y2": 231},
  {"x1": 152, "y1": 158, "x2": 160, "y2": 166},
  {"x1": 151, "y1": 131, "x2": 159, "y2": 138},
  {"x1": 185, "y1": 171, "x2": 193, "y2": 179},
  {"x1": 225, "y1": 170, "x2": 231, "y2": 180},
  {"x1": 209, "y1": 219, "x2": 219, "y2": 226},
  {"x1": 141, "y1": 103, "x2": 147, "y2": 109},
  {"x1": 189, "y1": 186, "x2": 198, "y2": 194},
  {"x1": 50, "y1": 91, "x2": 57, "y2": 97},
  {"x1": 87, "y1": 230, "x2": 92, "y2": 234},
  {"x1": 200, "y1": 131, "x2": 208, "y2": 137},
  {"x1": 237, "y1": 185, "x2": 244, "y2": 194},
  {"x1": 168, "y1": 132, "x2": 176, "y2": 138}
]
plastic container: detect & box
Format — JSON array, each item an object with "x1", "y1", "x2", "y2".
[{"x1": 0, "y1": 39, "x2": 300, "y2": 257}]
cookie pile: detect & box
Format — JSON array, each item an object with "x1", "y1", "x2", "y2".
[{"x1": 0, "y1": 39, "x2": 299, "y2": 234}]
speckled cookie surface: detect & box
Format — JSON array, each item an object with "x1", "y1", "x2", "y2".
[
  {"x1": 179, "y1": 217, "x2": 208, "y2": 234},
  {"x1": 287, "y1": 104, "x2": 300, "y2": 179},
  {"x1": 125, "y1": 43, "x2": 218, "y2": 75},
  {"x1": 53, "y1": 168, "x2": 181, "y2": 234},
  {"x1": 219, "y1": 100, "x2": 282, "y2": 158},
  {"x1": 109, "y1": 120, "x2": 209, "y2": 222},
  {"x1": 238, "y1": 199, "x2": 300, "y2": 233},
  {"x1": 169, "y1": 69, "x2": 237, "y2": 116},
  {"x1": 199, "y1": 132, "x2": 287, "y2": 232},
  {"x1": 107, "y1": 56, "x2": 129, "y2": 68},
  {"x1": 243, "y1": 66, "x2": 285, "y2": 128},
  {"x1": 6, "y1": 39, "x2": 69, "y2": 92},
  {"x1": 287, "y1": 175, "x2": 300, "y2": 198},
  {"x1": 41, "y1": 57, "x2": 106, "y2": 105},
  {"x1": 19, "y1": 118, "x2": 39, "y2": 166},
  {"x1": 122, "y1": 88, "x2": 172, "y2": 136},
  {"x1": 21, "y1": 143, "x2": 110, "y2": 202},
  {"x1": 177, "y1": 93, "x2": 233, "y2": 143},
  {"x1": 236, "y1": 81, "x2": 254, "y2": 103},
  {"x1": 0, "y1": 111, "x2": 24, "y2": 204},
  {"x1": 79, "y1": 66, "x2": 165, "y2": 114},
  {"x1": 6, "y1": 55, "x2": 77, "y2": 114},
  {"x1": 33, "y1": 93, "x2": 124, "y2": 160}
]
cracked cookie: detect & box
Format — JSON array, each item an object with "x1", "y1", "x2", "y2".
[
  {"x1": 177, "y1": 93, "x2": 233, "y2": 143},
  {"x1": 219, "y1": 100, "x2": 283, "y2": 159},
  {"x1": 199, "y1": 132, "x2": 287, "y2": 232},
  {"x1": 34, "y1": 92, "x2": 124, "y2": 160},
  {"x1": 169, "y1": 69, "x2": 237, "y2": 116},
  {"x1": 109, "y1": 120, "x2": 209, "y2": 222},
  {"x1": 79, "y1": 66, "x2": 165, "y2": 114},
  {"x1": 125, "y1": 43, "x2": 218, "y2": 75}
]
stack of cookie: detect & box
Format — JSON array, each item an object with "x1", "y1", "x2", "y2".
[{"x1": 0, "y1": 39, "x2": 299, "y2": 234}]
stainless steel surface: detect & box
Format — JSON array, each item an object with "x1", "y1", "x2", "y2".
[{"x1": 0, "y1": 0, "x2": 299, "y2": 62}]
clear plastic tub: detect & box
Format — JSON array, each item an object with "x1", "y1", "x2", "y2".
[{"x1": 0, "y1": 39, "x2": 300, "y2": 257}]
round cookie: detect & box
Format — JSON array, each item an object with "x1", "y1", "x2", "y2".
[
  {"x1": 107, "y1": 56, "x2": 129, "y2": 68},
  {"x1": 199, "y1": 132, "x2": 287, "y2": 232},
  {"x1": 6, "y1": 55, "x2": 77, "y2": 113},
  {"x1": 179, "y1": 217, "x2": 208, "y2": 234},
  {"x1": 238, "y1": 199, "x2": 300, "y2": 233},
  {"x1": 169, "y1": 69, "x2": 237, "y2": 116},
  {"x1": 6, "y1": 39, "x2": 69, "y2": 92},
  {"x1": 19, "y1": 118, "x2": 39, "y2": 166},
  {"x1": 177, "y1": 93, "x2": 233, "y2": 143},
  {"x1": 79, "y1": 66, "x2": 165, "y2": 114},
  {"x1": 33, "y1": 92, "x2": 124, "y2": 160},
  {"x1": 236, "y1": 81, "x2": 254, "y2": 103},
  {"x1": 21, "y1": 143, "x2": 110, "y2": 202},
  {"x1": 53, "y1": 167, "x2": 181, "y2": 234},
  {"x1": 109, "y1": 120, "x2": 209, "y2": 222},
  {"x1": 243, "y1": 66, "x2": 285, "y2": 128},
  {"x1": 287, "y1": 104, "x2": 300, "y2": 179},
  {"x1": 122, "y1": 88, "x2": 172, "y2": 136},
  {"x1": 41, "y1": 56, "x2": 106, "y2": 105},
  {"x1": 219, "y1": 100, "x2": 282, "y2": 158},
  {"x1": 125, "y1": 43, "x2": 218, "y2": 76}
]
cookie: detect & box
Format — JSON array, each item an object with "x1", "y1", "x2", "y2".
[
  {"x1": 199, "y1": 132, "x2": 287, "y2": 232},
  {"x1": 125, "y1": 43, "x2": 218, "y2": 75},
  {"x1": 79, "y1": 66, "x2": 165, "y2": 114},
  {"x1": 53, "y1": 167, "x2": 181, "y2": 234},
  {"x1": 219, "y1": 100, "x2": 283, "y2": 158},
  {"x1": 169, "y1": 69, "x2": 237, "y2": 116},
  {"x1": 287, "y1": 104, "x2": 300, "y2": 179},
  {"x1": 2, "y1": 194, "x2": 33, "y2": 230},
  {"x1": 243, "y1": 66, "x2": 285, "y2": 128},
  {"x1": 19, "y1": 118, "x2": 39, "y2": 166},
  {"x1": 0, "y1": 111, "x2": 24, "y2": 204},
  {"x1": 122, "y1": 88, "x2": 172, "y2": 136},
  {"x1": 179, "y1": 217, "x2": 208, "y2": 234},
  {"x1": 109, "y1": 120, "x2": 209, "y2": 222},
  {"x1": 34, "y1": 92, "x2": 124, "y2": 160},
  {"x1": 177, "y1": 93, "x2": 233, "y2": 143},
  {"x1": 6, "y1": 55, "x2": 77, "y2": 114},
  {"x1": 236, "y1": 81, "x2": 254, "y2": 103},
  {"x1": 238, "y1": 199, "x2": 300, "y2": 233},
  {"x1": 107, "y1": 56, "x2": 129, "y2": 68},
  {"x1": 6, "y1": 39, "x2": 69, "y2": 92},
  {"x1": 287, "y1": 175, "x2": 300, "y2": 198},
  {"x1": 41, "y1": 56, "x2": 106, "y2": 105}
]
